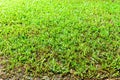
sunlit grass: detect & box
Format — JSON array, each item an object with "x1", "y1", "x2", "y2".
[{"x1": 0, "y1": 0, "x2": 120, "y2": 79}]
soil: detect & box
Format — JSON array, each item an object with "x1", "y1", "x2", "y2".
[{"x1": 0, "y1": 56, "x2": 120, "y2": 80}]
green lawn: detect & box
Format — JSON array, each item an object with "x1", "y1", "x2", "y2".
[{"x1": 0, "y1": 0, "x2": 120, "y2": 79}]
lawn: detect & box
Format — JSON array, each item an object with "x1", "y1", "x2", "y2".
[{"x1": 0, "y1": 0, "x2": 120, "y2": 79}]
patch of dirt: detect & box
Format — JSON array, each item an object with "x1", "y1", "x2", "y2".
[
  {"x1": 0, "y1": 55, "x2": 120, "y2": 80},
  {"x1": 0, "y1": 57, "x2": 6, "y2": 80}
]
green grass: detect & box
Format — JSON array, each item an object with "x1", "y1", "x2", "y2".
[{"x1": 0, "y1": 0, "x2": 120, "y2": 79}]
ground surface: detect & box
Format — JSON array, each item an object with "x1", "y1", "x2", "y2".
[{"x1": 0, "y1": 0, "x2": 120, "y2": 79}]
